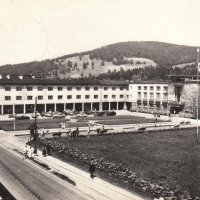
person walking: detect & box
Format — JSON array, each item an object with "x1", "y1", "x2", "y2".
[
  {"x1": 42, "y1": 146, "x2": 47, "y2": 157},
  {"x1": 76, "y1": 127, "x2": 79, "y2": 138},
  {"x1": 87, "y1": 124, "x2": 91, "y2": 139},
  {"x1": 23, "y1": 145, "x2": 28, "y2": 159},
  {"x1": 89, "y1": 159, "x2": 96, "y2": 179},
  {"x1": 46, "y1": 143, "x2": 51, "y2": 156},
  {"x1": 28, "y1": 146, "x2": 33, "y2": 159},
  {"x1": 33, "y1": 146, "x2": 38, "y2": 156}
]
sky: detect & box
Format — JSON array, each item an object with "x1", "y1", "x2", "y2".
[{"x1": 0, "y1": 0, "x2": 199, "y2": 65}]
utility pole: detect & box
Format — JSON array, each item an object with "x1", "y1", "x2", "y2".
[
  {"x1": 197, "y1": 48, "x2": 199, "y2": 144},
  {"x1": 13, "y1": 103, "x2": 15, "y2": 131},
  {"x1": 34, "y1": 97, "x2": 37, "y2": 140}
]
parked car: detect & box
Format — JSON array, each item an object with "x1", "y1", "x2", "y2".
[
  {"x1": 16, "y1": 115, "x2": 30, "y2": 120},
  {"x1": 95, "y1": 111, "x2": 105, "y2": 117},
  {"x1": 9, "y1": 113, "x2": 17, "y2": 118},
  {"x1": 76, "y1": 112, "x2": 87, "y2": 118},
  {"x1": 63, "y1": 109, "x2": 74, "y2": 115},
  {"x1": 52, "y1": 112, "x2": 65, "y2": 119},
  {"x1": 41, "y1": 111, "x2": 53, "y2": 118},
  {"x1": 31, "y1": 111, "x2": 41, "y2": 118},
  {"x1": 106, "y1": 111, "x2": 116, "y2": 116}
]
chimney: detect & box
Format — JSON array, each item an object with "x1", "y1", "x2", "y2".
[
  {"x1": 19, "y1": 75, "x2": 23, "y2": 80},
  {"x1": 6, "y1": 75, "x2": 10, "y2": 79}
]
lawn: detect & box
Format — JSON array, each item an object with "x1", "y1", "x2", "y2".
[
  {"x1": 31, "y1": 128, "x2": 200, "y2": 198},
  {"x1": 0, "y1": 118, "x2": 69, "y2": 131}
]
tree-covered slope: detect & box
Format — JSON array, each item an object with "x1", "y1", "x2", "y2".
[
  {"x1": 0, "y1": 41, "x2": 197, "y2": 78},
  {"x1": 91, "y1": 41, "x2": 197, "y2": 66}
]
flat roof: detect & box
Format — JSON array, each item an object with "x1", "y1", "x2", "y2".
[{"x1": 0, "y1": 75, "x2": 128, "y2": 86}]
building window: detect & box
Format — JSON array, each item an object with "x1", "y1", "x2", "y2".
[
  {"x1": 85, "y1": 95, "x2": 90, "y2": 99},
  {"x1": 58, "y1": 87, "x2": 63, "y2": 91},
  {"x1": 156, "y1": 86, "x2": 160, "y2": 91},
  {"x1": 104, "y1": 87, "x2": 108, "y2": 90},
  {"x1": 38, "y1": 87, "x2": 43, "y2": 91},
  {"x1": 38, "y1": 96, "x2": 43, "y2": 100},
  {"x1": 5, "y1": 86, "x2": 11, "y2": 91},
  {"x1": 94, "y1": 95, "x2": 98, "y2": 99},
  {"x1": 48, "y1": 87, "x2": 53, "y2": 91},
  {"x1": 94, "y1": 87, "x2": 98, "y2": 91},
  {"x1": 120, "y1": 95, "x2": 123, "y2": 98},
  {"x1": 120, "y1": 87, "x2": 124, "y2": 91},
  {"x1": 144, "y1": 86, "x2": 147, "y2": 90},
  {"x1": 76, "y1": 95, "x2": 81, "y2": 99},
  {"x1": 144, "y1": 92, "x2": 147, "y2": 97},
  {"x1": 150, "y1": 92, "x2": 154, "y2": 98},
  {"x1": 27, "y1": 96, "x2": 33, "y2": 100},
  {"x1": 138, "y1": 86, "x2": 141, "y2": 90},
  {"x1": 104, "y1": 95, "x2": 108, "y2": 99},
  {"x1": 138, "y1": 92, "x2": 141, "y2": 97},
  {"x1": 67, "y1": 87, "x2": 72, "y2": 91},
  {"x1": 85, "y1": 87, "x2": 90, "y2": 91},
  {"x1": 112, "y1": 87, "x2": 116, "y2": 90},
  {"x1": 112, "y1": 95, "x2": 116, "y2": 99},
  {"x1": 27, "y1": 86, "x2": 33, "y2": 91},
  {"x1": 58, "y1": 95, "x2": 63, "y2": 100},
  {"x1": 16, "y1": 96, "x2": 22, "y2": 100},
  {"x1": 5, "y1": 96, "x2": 11, "y2": 101},
  {"x1": 156, "y1": 93, "x2": 160, "y2": 97},
  {"x1": 150, "y1": 86, "x2": 154, "y2": 90},
  {"x1": 76, "y1": 87, "x2": 81, "y2": 90},
  {"x1": 48, "y1": 95, "x2": 53, "y2": 100},
  {"x1": 67, "y1": 95, "x2": 72, "y2": 99},
  {"x1": 163, "y1": 86, "x2": 168, "y2": 91},
  {"x1": 16, "y1": 86, "x2": 22, "y2": 91}
]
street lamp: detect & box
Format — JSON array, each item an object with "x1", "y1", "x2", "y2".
[
  {"x1": 197, "y1": 48, "x2": 199, "y2": 144},
  {"x1": 34, "y1": 97, "x2": 38, "y2": 140}
]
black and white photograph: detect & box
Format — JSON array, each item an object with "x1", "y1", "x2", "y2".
[{"x1": 0, "y1": 0, "x2": 200, "y2": 199}]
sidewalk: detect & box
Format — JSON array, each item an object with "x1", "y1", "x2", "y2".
[{"x1": 0, "y1": 132, "x2": 145, "y2": 200}]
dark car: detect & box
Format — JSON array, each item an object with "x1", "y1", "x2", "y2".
[
  {"x1": 95, "y1": 112, "x2": 105, "y2": 117},
  {"x1": 106, "y1": 111, "x2": 116, "y2": 116}
]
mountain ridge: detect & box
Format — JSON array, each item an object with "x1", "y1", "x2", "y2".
[{"x1": 0, "y1": 41, "x2": 198, "y2": 79}]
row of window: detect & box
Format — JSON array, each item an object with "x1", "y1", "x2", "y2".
[
  {"x1": 138, "y1": 92, "x2": 167, "y2": 98},
  {"x1": 5, "y1": 94, "x2": 126, "y2": 101},
  {"x1": 4, "y1": 86, "x2": 126, "y2": 91},
  {"x1": 137, "y1": 86, "x2": 168, "y2": 91}
]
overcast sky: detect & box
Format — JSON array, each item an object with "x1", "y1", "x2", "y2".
[{"x1": 0, "y1": 0, "x2": 199, "y2": 65}]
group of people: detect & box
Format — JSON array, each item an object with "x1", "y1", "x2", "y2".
[
  {"x1": 23, "y1": 145, "x2": 38, "y2": 159},
  {"x1": 42, "y1": 143, "x2": 52, "y2": 156},
  {"x1": 37, "y1": 137, "x2": 194, "y2": 200}
]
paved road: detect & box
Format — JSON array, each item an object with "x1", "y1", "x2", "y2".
[
  {"x1": 0, "y1": 146, "x2": 87, "y2": 200},
  {"x1": 0, "y1": 131, "x2": 145, "y2": 200}
]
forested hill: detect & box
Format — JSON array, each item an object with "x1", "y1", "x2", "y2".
[
  {"x1": 90, "y1": 41, "x2": 197, "y2": 66},
  {"x1": 0, "y1": 41, "x2": 197, "y2": 78}
]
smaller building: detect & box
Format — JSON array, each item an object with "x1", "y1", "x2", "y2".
[{"x1": 128, "y1": 81, "x2": 168, "y2": 113}]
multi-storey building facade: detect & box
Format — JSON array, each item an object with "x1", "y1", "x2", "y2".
[
  {"x1": 128, "y1": 82, "x2": 169, "y2": 112},
  {"x1": 0, "y1": 74, "x2": 199, "y2": 117},
  {"x1": 0, "y1": 75, "x2": 129, "y2": 114}
]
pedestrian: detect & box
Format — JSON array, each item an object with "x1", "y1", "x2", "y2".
[
  {"x1": 87, "y1": 124, "x2": 90, "y2": 139},
  {"x1": 28, "y1": 146, "x2": 33, "y2": 159},
  {"x1": 33, "y1": 146, "x2": 38, "y2": 155},
  {"x1": 89, "y1": 159, "x2": 96, "y2": 179},
  {"x1": 23, "y1": 145, "x2": 28, "y2": 159},
  {"x1": 42, "y1": 146, "x2": 47, "y2": 157},
  {"x1": 46, "y1": 143, "x2": 51, "y2": 156},
  {"x1": 76, "y1": 127, "x2": 79, "y2": 138}
]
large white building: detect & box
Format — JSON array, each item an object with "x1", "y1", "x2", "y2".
[
  {"x1": 0, "y1": 74, "x2": 197, "y2": 116},
  {"x1": 0, "y1": 75, "x2": 129, "y2": 114}
]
